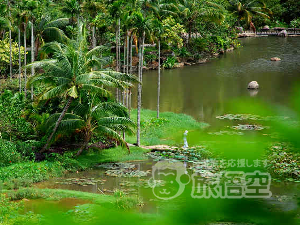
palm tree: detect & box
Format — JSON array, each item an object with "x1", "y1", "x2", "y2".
[
  {"x1": 46, "y1": 95, "x2": 135, "y2": 156},
  {"x1": 2, "y1": 1, "x2": 12, "y2": 80},
  {"x1": 228, "y1": 0, "x2": 271, "y2": 27},
  {"x1": 152, "y1": 19, "x2": 164, "y2": 118},
  {"x1": 26, "y1": 0, "x2": 38, "y2": 100},
  {"x1": 27, "y1": 27, "x2": 137, "y2": 152},
  {"x1": 176, "y1": 0, "x2": 225, "y2": 44},
  {"x1": 34, "y1": 16, "x2": 70, "y2": 59},
  {"x1": 61, "y1": 0, "x2": 81, "y2": 28},
  {"x1": 82, "y1": 0, "x2": 104, "y2": 48},
  {"x1": 131, "y1": 10, "x2": 152, "y2": 146}
]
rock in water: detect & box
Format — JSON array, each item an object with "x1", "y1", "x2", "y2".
[
  {"x1": 262, "y1": 25, "x2": 270, "y2": 30},
  {"x1": 271, "y1": 57, "x2": 281, "y2": 61},
  {"x1": 278, "y1": 30, "x2": 288, "y2": 37},
  {"x1": 248, "y1": 81, "x2": 259, "y2": 89}
]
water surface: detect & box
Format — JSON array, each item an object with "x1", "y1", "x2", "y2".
[{"x1": 133, "y1": 37, "x2": 300, "y2": 126}]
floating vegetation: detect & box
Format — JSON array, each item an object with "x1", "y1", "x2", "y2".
[
  {"x1": 119, "y1": 179, "x2": 165, "y2": 188},
  {"x1": 216, "y1": 114, "x2": 289, "y2": 121},
  {"x1": 208, "y1": 131, "x2": 244, "y2": 136},
  {"x1": 232, "y1": 124, "x2": 269, "y2": 131},
  {"x1": 98, "y1": 162, "x2": 151, "y2": 178},
  {"x1": 105, "y1": 169, "x2": 150, "y2": 178},
  {"x1": 147, "y1": 146, "x2": 213, "y2": 162},
  {"x1": 97, "y1": 163, "x2": 136, "y2": 170},
  {"x1": 55, "y1": 178, "x2": 106, "y2": 186}
]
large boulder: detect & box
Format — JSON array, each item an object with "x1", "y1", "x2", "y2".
[
  {"x1": 278, "y1": 30, "x2": 288, "y2": 37},
  {"x1": 248, "y1": 81, "x2": 259, "y2": 89}
]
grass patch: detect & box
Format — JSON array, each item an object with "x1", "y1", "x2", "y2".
[
  {"x1": 0, "y1": 161, "x2": 64, "y2": 190},
  {"x1": 127, "y1": 109, "x2": 208, "y2": 146},
  {"x1": 0, "y1": 188, "x2": 143, "y2": 224},
  {"x1": 77, "y1": 146, "x2": 150, "y2": 168}
]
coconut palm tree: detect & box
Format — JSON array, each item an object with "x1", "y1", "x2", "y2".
[
  {"x1": 34, "y1": 16, "x2": 70, "y2": 59},
  {"x1": 176, "y1": 0, "x2": 225, "y2": 44},
  {"x1": 46, "y1": 95, "x2": 135, "y2": 156},
  {"x1": 228, "y1": 0, "x2": 271, "y2": 27},
  {"x1": 27, "y1": 26, "x2": 137, "y2": 152}
]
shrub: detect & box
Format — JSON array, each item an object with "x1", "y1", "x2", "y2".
[
  {"x1": 0, "y1": 139, "x2": 22, "y2": 167},
  {"x1": 162, "y1": 56, "x2": 177, "y2": 69},
  {"x1": 49, "y1": 152, "x2": 87, "y2": 172},
  {"x1": 0, "y1": 90, "x2": 34, "y2": 141},
  {"x1": 0, "y1": 161, "x2": 64, "y2": 185},
  {"x1": 0, "y1": 35, "x2": 25, "y2": 77},
  {"x1": 290, "y1": 18, "x2": 300, "y2": 28}
]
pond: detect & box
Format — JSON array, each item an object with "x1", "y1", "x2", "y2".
[
  {"x1": 132, "y1": 37, "x2": 300, "y2": 127},
  {"x1": 34, "y1": 37, "x2": 300, "y2": 214}
]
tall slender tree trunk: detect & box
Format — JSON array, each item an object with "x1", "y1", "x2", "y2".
[
  {"x1": 8, "y1": 0, "x2": 12, "y2": 80},
  {"x1": 128, "y1": 88, "x2": 131, "y2": 117},
  {"x1": 157, "y1": 40, "x2": 161, "y2": 118},
  {"x1": 126, "y1": 33, "x2": 129, "y2": 109},
  {"x1": 137, "y1": 40, "x2": 142, "y2": 146},
  {"x1": 24, "y1": 25, "x2": 27, "y2": 97},
  {"x1": 118, "y1": 18, "x2": 121, "y2": 72},
  {"x1": 18, "y1": 28, "x2": 22, "y2": 93},
  {"x1": 137, "y1": 33, "x2": 145, "y2": 146},
  {"x1": 31, "y1": 21, "x2": 34, "y2": 100},
  {"x1": 123, "y1": 35, "x2": 126, "y2": 73},
  {"x1": 92, "y1": 25, "x2": 96, "y2": 48},
  {"x1": 126, "y1": 33, "x2": 129, "y2": 75},
  {"x1": 129, "y1": 35, "x2": 133, "y2": 74},
  {"x1": 115, "y1": 18, "x2": 120, "y2": 103},
  {"x1": 41, "y1": 97, "x2": 73, "y2": 152},
  {"x1": 116, "y1": 19, "x2": 119, "y2": 72}
]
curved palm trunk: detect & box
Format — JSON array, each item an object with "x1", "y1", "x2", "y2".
[
  {"x1": 18, "y1": 28, "x2": 22, "y2": 93},
  {"x1": 41, "y1": 97, "x2": 73, "y2": 152},
  {"x1": 31, "y1": 20, "x2": 34, "y2": 100},
  {"x1": 157, "y1": 40, "x2": 161, "y2": 118},
  {"x1": 76, "y1": 131, "x2": 91, "y2": 156},
  {"x1": 24, "y1": 25, "x2": 27, "y2": 97}
]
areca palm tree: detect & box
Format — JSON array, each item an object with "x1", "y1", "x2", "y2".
[
  {"x1": 46, "y1": 95, "x2": 135, "y2": 156},
  {"x1": 61, "y1": 0, "x2": 81, "y2": 28},
  {"x1": 131, "y1": 10, "x2": 153, "y2": 146},
  {"x1": 82, "y1": 0, "x2": 104, "y2": 48},
  {"x1": 228, "y1": 0, "x2": 271, "y2": 26},
  {"x1": 27, "y1": 27, "x2": 137, "y2": 152}
]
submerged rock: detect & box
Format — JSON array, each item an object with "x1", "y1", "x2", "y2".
[
  {"x1": 248, "y1": 81, "x2": 259, "y2": 89},
  {"x1": 271, "y1": 57, "x2": 281, "y2": 61}
]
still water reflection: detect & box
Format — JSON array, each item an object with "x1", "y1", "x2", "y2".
[{"x1": 132, "y1": 37, "x2": 300, "y2": 126}]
